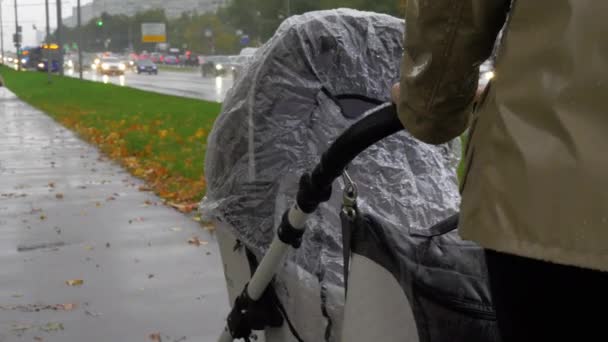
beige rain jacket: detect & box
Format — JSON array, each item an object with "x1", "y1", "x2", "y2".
[{"x1": 398, "y1": 0, "x2": 608, "y2": 271}]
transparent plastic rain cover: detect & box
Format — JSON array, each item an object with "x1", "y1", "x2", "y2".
[{"x1": 201, "y1": 9, "x2": 468, "y2": 341}]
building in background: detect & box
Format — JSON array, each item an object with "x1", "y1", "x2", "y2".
[{"x1": 64, "y1": 0, "x2": 227, "y2": 27}]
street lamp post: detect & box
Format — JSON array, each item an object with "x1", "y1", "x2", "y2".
[
  {"x1": 13, "y1": 0, "x2": 20, "y2": 71},
  {"x1": 45, "y1": 0, "x2": 51, "y2": 82},
  {"x1": 55, "y1": 0, "x2": 63, "y2": 75},
  {"x1": 0, "y1": 0, "x2": 5, "y2": 64},
  {"x1": 77, "y1": 0, "x2": 82, "y2": 79}
]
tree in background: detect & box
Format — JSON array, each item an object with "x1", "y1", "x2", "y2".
[{"x1": 56, "y1": 1, "x2": 402, "y2": 55}]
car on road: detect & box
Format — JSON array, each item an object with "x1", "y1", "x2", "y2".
[
  {"x1": 36, "y1": 59, "x2": 60, "y2": 73},
  {"x1": 150, "y1": 53, "x2": 163, "y2": 64},
  {"x1": 98, "y1": 57, "x2": 127, "y2": 76},
  {"x1": 200, "y1": 56, "x2": 231, "y2": 77},
  {"x1": 163, "y1": 55, "x2": 180, "y2": 65},
  {"x1": 134, "y1": 59, "x2": 158, "y2": 75}
]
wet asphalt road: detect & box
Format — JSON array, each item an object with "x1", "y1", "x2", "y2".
[
  {"x1": 66, "y1": 68, "x2": 234, "y2": 103},
  {"x1": 0, "y1": 88, "x2": 229, "y2": 341}
]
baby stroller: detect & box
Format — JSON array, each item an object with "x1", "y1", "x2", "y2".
[{"x1": 201, "y1": 9, "x2": 499, "y2": 342}]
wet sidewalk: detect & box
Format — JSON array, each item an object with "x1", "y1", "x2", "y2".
[{"x1": 0, "y1": 88, "x2": 228, "y2": 341}]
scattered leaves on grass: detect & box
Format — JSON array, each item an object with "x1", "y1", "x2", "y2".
[{"x1": 65, "y1": 279, "x2": 84, "y2": 286}]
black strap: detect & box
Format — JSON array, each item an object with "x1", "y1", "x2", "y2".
[
  {"x1": 340, "y1": 208, "x2": 358, "y2": 294},
  {"x1": 410, "y1": 213, "x2": 460, "y2": 238},
  {"x1": 243, "y1": 247, "x2": 305, "y2": 342},
  {"x1": 277, "y1": 210, "x2": 305, "y2": 248}
]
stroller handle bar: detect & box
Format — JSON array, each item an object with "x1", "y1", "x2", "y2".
[
  {"x1": 298, "y1": 102, "x2": 403, "y2": 214},
  {"x1": 219, "y1": 102, "x2": 404, "y2": 342}
]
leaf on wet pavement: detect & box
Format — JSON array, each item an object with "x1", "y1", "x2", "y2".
[
  {"x1": 10, "y1": 323, "x2": 33, "y2": 333},
  {"x1": 56, "y1": 303, "x2": 78, "y2": 311},
  {"x1": 192, "y1": 215, "x2": 202, "y2": 222},
  {"x1": 34, "y1": 337, "x2": 43, "y2": 341},
  {"x1": 48, "y1": 182, "x2": 55, "y2": 188},
  {"x1": 85, "y1": 309, "x2": 102, "y2": 317},
  {"x1": 202, "y1": 222, "x2": 216, "y2": 232},
  {"x1": 84, "y1": 245, "x2": 94, "y2": 251},
  {"x1": 40, "y1": 322, "x2": 64, "y2": 332},
  {"x1": 169, "y1": 227, "x2": 182, "y2": 232},
  {"x1": 39, "y1": 215, "x2": 46, "y2": 220},
  {"x1": 168, "y1": 202, "x2": 197, "y2": 213},
  {"x1": 95, "y1": 202, "x2": 102, "y2": 207},
  {"x1": 138, "y1": 185, "x2": 152, "y2": 192},
  {"x1": 149, "y1": 332, "x2": 162, "y2": 341},
  {"x1": 55, "y1": 193, "x2": 64, "y2": 199},
  {"x1": 65, "y1": 279, "x2": 84, "y2": 286},
  {"x1": 188, "y1": 236, "x2": 208, "y2": 247},
  {"x1": 106, "y1": 196, "x2": 116, "y2": 201}
]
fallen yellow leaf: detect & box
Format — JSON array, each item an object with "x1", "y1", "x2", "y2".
[
  {"x1": 55, "y1": 193, "x2": 64, "y2": 199},
  {"x1": 65, "y1": 279, "x2": 84, "y2": 286}
]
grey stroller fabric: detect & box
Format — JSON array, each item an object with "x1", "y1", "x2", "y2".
[
  {"x1": 200, "y1": 8, "x2": 492, "y2": 341},
  {"x1": 348, "y1": 212, "x2": 499, "y2": 342}
]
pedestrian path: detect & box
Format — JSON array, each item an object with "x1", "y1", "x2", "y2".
[{"x1": 0, "y1": 87, "x2": 228, "y2": 341}]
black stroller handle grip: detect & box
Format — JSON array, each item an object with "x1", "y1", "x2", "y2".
[{"x1": 297, "y1": 103, "x2": 403, "y2": 213}]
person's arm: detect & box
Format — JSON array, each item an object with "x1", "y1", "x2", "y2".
[{"x1": 396, "y1": 0, "x2": 510, "y2": 145}]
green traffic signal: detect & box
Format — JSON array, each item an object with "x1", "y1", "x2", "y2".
[{"x1": 97, "y1": 20, "x2": 103, "y2": 27}]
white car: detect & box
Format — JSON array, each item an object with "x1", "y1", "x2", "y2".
[{"x1": 98, "y1": 57, "x2": 127, "y2": 76}]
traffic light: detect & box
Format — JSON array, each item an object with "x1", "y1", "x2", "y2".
[{"x1": 97, "y1": 20, "x2": 103, "y2": 27}]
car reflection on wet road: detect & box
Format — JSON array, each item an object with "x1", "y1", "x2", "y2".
[{"x1": 66, "y1": 69, "x2": 233, "y2": 103}]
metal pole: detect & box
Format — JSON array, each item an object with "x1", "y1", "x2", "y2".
[
  {"x1": 77, "y1": 0, "x2": 82, "y2": 79},
  {"x1": 13, "y1": 0, "x2": 19, "y2": 71},
  {"x1": 55, "y1": 0, "x2": 63, "y2": 75},
  {"x1": 286, "y1": 0, "x2": 290, "y2": 17},
  {"x1": 45, "y1": 0, "x2": 51, "y2": 82},
  {"x1": 0, "y1": 0, "x2": 5, "y2": 64}
]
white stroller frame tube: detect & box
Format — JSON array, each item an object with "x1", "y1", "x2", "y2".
[
  {"x1": 248, "y1": 204, "x2": 309, "y2": 300},
  {"x1": 218, "y1": 103, "x2": 401, "y2": 342}
]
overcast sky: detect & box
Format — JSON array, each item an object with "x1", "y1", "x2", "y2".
[{"x1": 1, "y1": 0, "x2": 93, "y2": 53}]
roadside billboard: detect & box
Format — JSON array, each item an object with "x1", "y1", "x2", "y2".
[{"x1": 141, "y1": 23, "x2": 167, "y2": 43}]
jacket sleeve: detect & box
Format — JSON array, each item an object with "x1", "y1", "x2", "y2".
[{"x1": 398, "y1": 0, "x2": 510, "y2": 144}]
